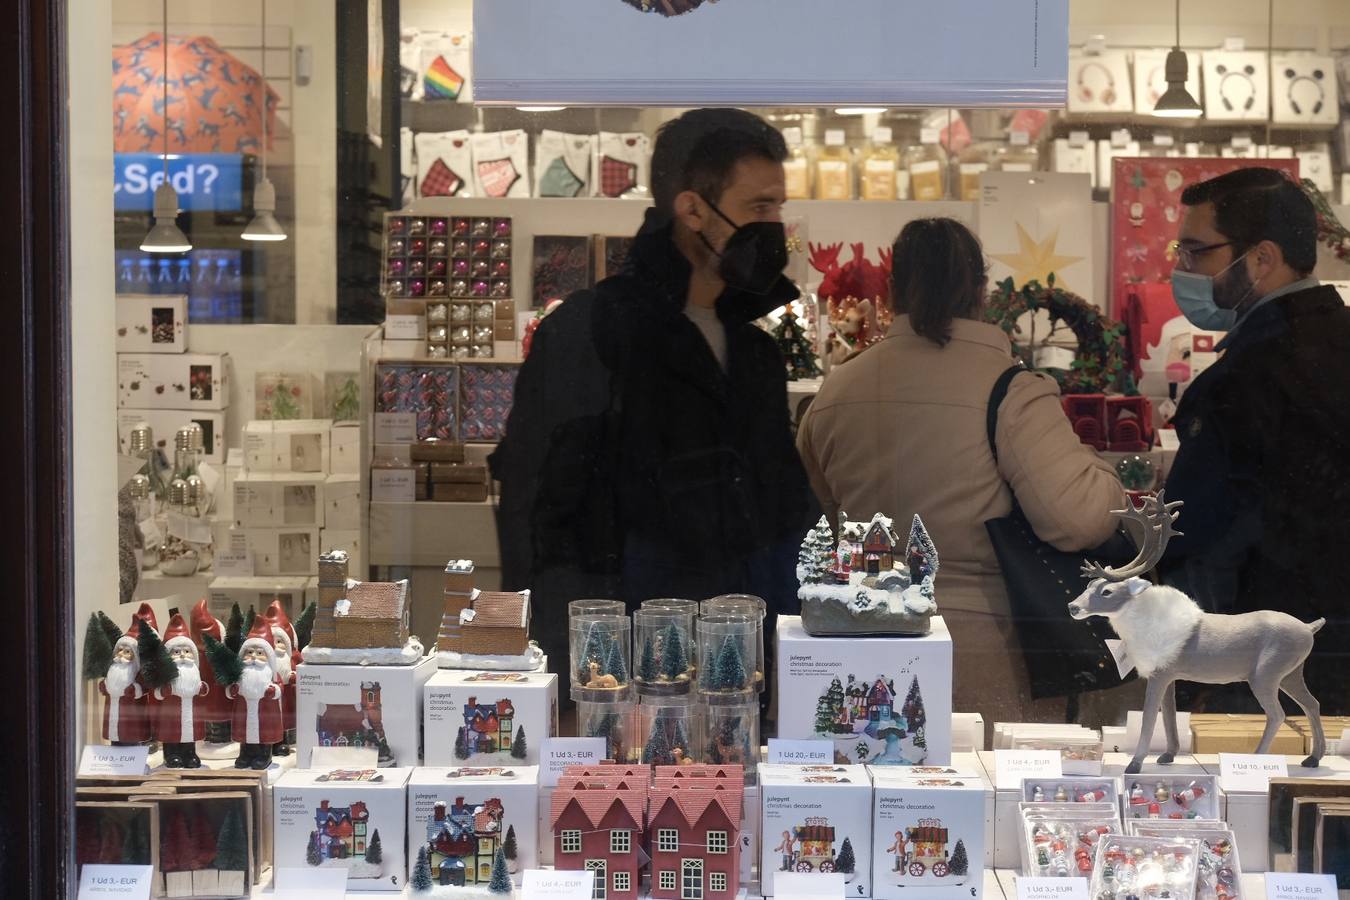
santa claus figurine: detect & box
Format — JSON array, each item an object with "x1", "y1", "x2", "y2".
[
  {"x1": 189, "y1": 599, "x2": 232, "y2": 745},
  {"x1": 265, "y1": 600, "x2": 299, "y2": 757},
  {"x1": 208, "y1": 616, "x2": 284, "y2": 769},
  {"x1": 151, "y1": 613, "x2": 210, "y2": 768},
  {"x1": 99, "y1": 605, "x2": 158, "y2": 745}
]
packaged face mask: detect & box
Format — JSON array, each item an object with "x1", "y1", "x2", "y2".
[
  {"x1": 414, "y1": 130, "x2": 473, "y2": 198},
  {"x1": 534, "y1": 130, "x2": 596, "y2": 198},
  {"x1": 419, "y1": 32, "x2": 471, "y2": 102},
  {"x1": 472, "y1": 130, "x2": 530, "y2": 199},
  {"x1": 593, "y1": 132, "x2": 651, "y2": 198},
  {"x1": 400, "y1": 126, "x2": 417, "y2": 205},
  {"x1": 399, "y1": 28, "x2": 423, "y2": 101}
]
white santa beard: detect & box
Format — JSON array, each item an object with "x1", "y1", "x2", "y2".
[
  {"x1": 105, "y1": 658, "x2": 138, "y2": 695},
  {"x1": 172, "y1": 659, "x2": 202, "y2": 697},
  {"x1": 274, "y1": 654, "x2": 292, "y2": 680},
  {"x1": 238, "y1": 660, "x2": 274, "y2": 700}
]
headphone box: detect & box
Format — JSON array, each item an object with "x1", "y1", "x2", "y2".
[
  {"x1": 1202, "y1": 50, "x2": 1271, "y2": 122},
  {"x1": 1272, "y1": 54, "x2": 1340, "y2": 126},
  {"x1": 1067, "y1": 50, "x2": 1133, "y2": 115}
]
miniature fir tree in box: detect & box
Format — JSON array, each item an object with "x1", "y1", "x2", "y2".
[
  {"x1": 579, "y1": 625, "x2": 606, "y2": 684},
  {"x1": 411, "y1": 846, "x2": 435, "y2": 893},
  {"x1": 643, "y1": 715, "x2": 673, "y2": 765},
  {"x1": 638, "y1": 637, "x2": 658, "y2": 682},
  {"x1": 503, "y1": 825, "x2": 518, "y2": 865},
  {"x1": 189, "y1": 807, "x2": 219, "y2": 871},
  {"x1": 365, "y1": 829, "x2": 383, "y2": 865},
  {"x1": 488, "y1": 848, "x2": 512, "y2": 894},
  {"x1": 511, "y1": 726, "x2": 528, "y2": 760},
  {"x1": 660, "y1": 624, "x2": 688, "y2": 681},
  {"x1": 712, "y1": 636, "x2": 747, "y2": 691},
  {"x1": 214, "y1": 805, "x2": 249, "y2": 896},
  {"x1": 120, "y1": 812, "x2": 150, "y2": 865},
  {"x1": 454, "y1": 726, "x2": 470, "y2": 760},
  {"x1": 587, "y1": 710, "x2": 623, "y2": 760},
  {"x1": 834, "y1": 837, "x2": 856, "y2": 875},
  {"x1": 813, "y1": 694, "x2": 837, "y2": 734},
  {"x1": 604, "y1": 638, "x2": 627, "y2": 685},
  {"x1": 98, "y1": 818, "x2": 125, "y2": 866},
  {"x1": 772, "y1": 305, "x2": 822, "y2": 380},
  {"x1": 306, "y1": 833, "x2": 323, "y2": 866},
  {"x1": 949, "y1": 839, "x2": 969, "y2": 877}
]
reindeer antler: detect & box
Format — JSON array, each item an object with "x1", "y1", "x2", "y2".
[
  {"x1": 1081, "y1": 490, "x2": 1184, "y2": 582},
  {"x1": 808, "y1": 242, "x2": 843, "y2": 275}
]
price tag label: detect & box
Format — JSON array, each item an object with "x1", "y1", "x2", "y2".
[
  {"x1": 1110, "y1": 128, "x2": 1131, "y2": 149},
  {"x1": 166, "y1": 512, "x2": 213, "y2": 544},
  {"x1": 1152, "y1": 132, "x2": 1175, "y2": 147},
  {"x1": 273, "y1": 866, "x2": 350, "y2": 898},
  {"x1": 776, "y1": 872, "x2": 846, "y2": 900},
  {"x1": 995, "y1": 750, "x2": 1062, "y2": 790},
  {"x1": 919, "y1": 127, "x2": 940, "y2": 145},
  {"x1": 541, "y1": 737, "x2": 607, "y2": 787},
  {"x1": 78, "y1": 865, "x2": 153, "y2": 899},
  {"x1": 79, "y1": 745, "x2": 149, "y2": 777},
  {"x1": 1068, "y1": 130, "x2": 1091, "y2": 148},
  {"x1": 137, "y1": 517, "x2": 163, "y2": 550},
  {"x1": 1016, "y1": 876, "x2": 1090, "y2": 900},
  {"x1": 1010, "y1": 130, "x2": 1031, "y2": 146},
  {"x1": 1223, "y1": 36, "x2": 1247, "y2": 51},
  {"x1": 374, "y1": 412, "x2": 417, "y2": 444},
  {"x1": 1266, "y1": 873, "x2": 1336, "y2": 900},
  {"x1": 1084, "y1": 35, "x2": 1107, "y2": 54},
  {"x1": 370, "y1": 467, "x2": 416, "y2": 503},
  {"x1": 1220, "y1": 753, "x2": 1288, "y2": 792},
  {"x1": 523, "y1": 869, "x2": 595, "y2": 900},
  {"x1": 1104, "y1": 639, "x2": 1135, "y2": 678},
  {"x1": 767, "y1": 739, "x2": 834, "y2": 765},
  {"x1": 383, "y1": 314, "x2": 425, "y2": 341},
  {"x1": 213, "y1": 550, "x2": 253, "y2": 578},
  {"x1": 1231, "y1": 135, "x2": 1253, "y2": 149},
  {"x1": 310, "y1": 746, "x2": 378, "y2": 769}
]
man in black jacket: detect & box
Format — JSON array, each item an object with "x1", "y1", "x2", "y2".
[{"x1": 1165, "y1": 167, "x2": 1350, "y2": 711}]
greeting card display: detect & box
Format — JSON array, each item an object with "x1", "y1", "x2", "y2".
[
  {"x1": 1067, "y1": 51, "x2": 1133, "y2": 115},
  {"x1": 1202, "y1": 51, "x2": 1270, "y2": 122}
]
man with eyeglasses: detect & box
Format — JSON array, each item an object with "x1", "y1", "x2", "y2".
[{"x1": 1163, "y1": 166, "x2": 1350, "y2": 712}]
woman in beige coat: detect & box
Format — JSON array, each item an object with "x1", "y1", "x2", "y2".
[{"x1": 796, "y1": 218, "x2": 1125, "y2": 727}]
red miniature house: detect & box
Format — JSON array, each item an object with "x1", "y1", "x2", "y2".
[
  {"x1": 549, "y1": 767, "x2": 649, "y2": 900},
  {"x1": 648, "y1": 765, "x2": 744, "y2": 900}
]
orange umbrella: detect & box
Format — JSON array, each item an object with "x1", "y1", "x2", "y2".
[{"x1": 113, "y1": 32, "x2": 279, "y2": 155}]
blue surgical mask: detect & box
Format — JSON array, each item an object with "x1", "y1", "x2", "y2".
[{"x1": 1170, "y1": 252, "x2": 1253, "y2": 332}]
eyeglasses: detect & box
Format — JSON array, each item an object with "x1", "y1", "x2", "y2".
[{"x1": 1170, "y1": 239, "x2": 1233, "y2": 271}]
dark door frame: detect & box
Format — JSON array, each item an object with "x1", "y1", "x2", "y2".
[{"x1": 0, "y1": 0, "x2": 76, "y2": 896}]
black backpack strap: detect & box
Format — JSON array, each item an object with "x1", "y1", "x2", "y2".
[{"x1": 986, "y1": 364, "x2": 1025, "y2": 465}]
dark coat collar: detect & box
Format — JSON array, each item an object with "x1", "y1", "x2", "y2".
[{"x1": 1219, "y1": 284, "x2": 1343, "y2": 354}]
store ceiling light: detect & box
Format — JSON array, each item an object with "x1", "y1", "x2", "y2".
[
  {"x1": 516, "y1": 106, "x2": 566, "y2": 112},
  {"x1": 1154, "y1": 0, "x2": 1202, "y2": 118},
  {"x1": 141, "y1": 0, "x2": 192, "y2": 254},
  {"x1": 834, "y1": 107, "x2": 887, "y2": 116},
  {"x1": 242, "y1": 0, "x2": 287, "y2": 241}
]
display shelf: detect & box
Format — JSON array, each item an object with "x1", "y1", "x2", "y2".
[
  {"x1": 131, "y1": 568, "x2": 214, "y2": 606},
  {"x1": 995, "y1": 867, "x2": 1267, "y2": 898},
  {"x1": 367, "y1": 498, "x2": 500, "y2": 568}
]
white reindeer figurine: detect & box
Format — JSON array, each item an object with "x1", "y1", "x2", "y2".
[{"x1": 1067, "y1": 491, "x2": 1326, "y2": 775}]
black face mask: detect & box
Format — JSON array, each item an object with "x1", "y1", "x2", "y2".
[{"x1": 697, "y1": 198, "x2": 788, "y2": 295}]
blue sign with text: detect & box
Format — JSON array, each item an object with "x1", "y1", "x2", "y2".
[{"x1": 114, "y1": 153, "x2": 244, "y2": 212}]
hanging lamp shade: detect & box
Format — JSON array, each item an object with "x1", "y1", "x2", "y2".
[
  {"x1": 242, "y1": 177, "x2": 286, "y2": 241},
  {"x1": 1154, "y1": 49, "x2": 1202, "y2": 117},
  {"x1": 140, "y1": 182, "x2": 192, "y2": 252}
]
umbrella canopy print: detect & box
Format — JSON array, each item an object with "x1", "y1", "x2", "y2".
[{"x1": 113, "y1": 32, "x2": 280, "y2": 154}]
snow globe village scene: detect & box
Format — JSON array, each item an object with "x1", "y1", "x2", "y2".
[{"x1": 797, "y1": 513, "x2": 939, "y2": 766}]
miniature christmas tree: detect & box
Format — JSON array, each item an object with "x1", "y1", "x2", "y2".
[
  {"x1": 224, "y1": 603, "x2": 244, "y2": 653},
  {"x1": 120, "y1": 814, "x2": 149, "y2": 865},
  {"x1": 242, "y1": 606, "x2": 257, "y2": 640},
  {"x1": 306, "y1": 833, "x2": 323, "y2": 866},
  {"x1": 411, "y1": 846, "x2": 435, "y2": 893},
  {"x1": 579, "y1": 624, "x2": 606, "y2": 684},
  {"x1": 162, "y1": 810, "x2": 194, "y2": 872},
  {"x1": 332, "y1": 377, "x2": 361, "y2": 422},
  {"x1": 604, "y1": 638, "x2": 627, "y2": 684},
  {"x1": 708, "y1": 717, "x2": 742, "y2": 764},
  {"x1": 773, "y1": 305, "x2": 823, "y2": 380},
  {"x1": 643, "y1": 714, "x2": 673, "y2": 765},
  {"x1": 82, "y1": 612, "x2": 121, "y2": 681},
  {"x1": 834, "y1": 837, "x2": 856, "y2": 875},
  {"x1": 660, "y1": 624, "x2": 688, "y2": 681},
  {"x1": 294, "y1": 601, "x2": 316, "y2": 650},
  {"x1": 905, "y1": 514, "x2": 939, "y2": 582},
  {"x1": 98, "y1": 818, "x2": 125, "y2": 865},
  {"x1": 213, "y1": 806, "x2": 248, "y2": 874},
  {"x1": 671, "y1": 715, "x2": 690, "y2": 756},
  {"x1": 189, "y1": 807, "x2": 218, "y2": 870},
  {"x1": 903, "y1": 676, "x2": 926, "y2": 734},
  {"x1": 365, "y1": 829, "x2": 383, "y2": 865},
  {"x1": 488, "y1": 847, "x2": 512, "y2": 894},
  {"x1": 713, "y1": 636, "x2": 747, "y2": 691},
  {"x1": 454, "y1": 726, "x2": 470, "y2": 760},
  {"x1": 511, "y1": 726, "x2": 528, "y2": 760},
  {"x1": 949, "y1": 839, "x2": 969, "y2": 877},
  {"x1": 503, "y1": 825, "x2": 518, "y2": 863},
  {"x1": 825, "y1": 676, "x2": 846, "y2": 718},
  {"x1": 586, "y1": 710, "x2": 622, "y2": 759},
  {"x1": 813, "y1": 693, "x2": 837, "y2": 735},
  {"x1": 638, "y1": 636, "x2": 658, "y2": 682},
  {"x1": 138, "y1": 624, "x2": 177, "y2": 692},
  {"x1": 202, "y1": 633, "x2": 243, "y2": 685},
  {"x1": 797, "y1": 517, "x2": 835, "y2": 585}
]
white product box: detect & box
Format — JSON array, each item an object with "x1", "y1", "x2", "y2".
[
  {"x1": 1271, "y1": 54, "x2": 1340, "y2": 126},
  {"x1": 207, "y1": 575, "x2": 310, "y2": 619},
  {"x1": 320, "y1": 529, "x2": 362, "y2": 573},
  {"x1": 870, "y1": 767, "x2": 987, "y2": 900},
  {"x1": 331, "y1": 424, "x2": 361, "y2": 475},
  {"x1": 1096, "y1": 140, "x2": 1141, "y2": 191},
  {"x1": 296, "y1": 657, "x2": 437, "y2": 769},
  {"x1": 776, "y1": 615, "x2": 952, "y2": 767},
  {"x1": 1297, "y1": 149, "x2": 1335, "y2": 194},
  {"x1": 1132, "y1": 49, "x2": 1203, "y2": 117},
  {"x1": 117, "y1": 351, "x2": 230, "y2": 410},
  {"x1": 232, "y1": 472, "x2": 327, "y2": 529},
  {"x1": 242, "y1": 419, "x2": 332, "y2": 474},
  {"x1": 229, "y1": 526, "x2": 320, "y2": 576},
  {"x1": 407, "y1": 765, "x2": 541, "y2": 885},
  {"x1": 325, "y1": 474, "x2": 362, "y2": 531},
  {"x1": 760, "y1": 764, "x2": 873, "y2": 897},
  {"x1": 424, "y1": 670, "x2": 558, "y2": 768},
  {"x1": 117, "y1": 408, "x2": 226, "y2": 465},
  {"x1": 1051, "y1": 138, "x2": 1097, "y2": 188},
  {"x1": 273, "y1": 767, "x2": 411, "y2": 891},
  {"x1": 116, "y1": 294, "x2": 187, "y2": 353},
  {"x1": 1066, "y1": 50, "x2": 1133, "y2": 115},
  {"x1": 742, "y1": 779, "x2": 759, "y2": 885},
  {"x1": 1202, "y1": 51, "x2": 1271, "y2": 122}
]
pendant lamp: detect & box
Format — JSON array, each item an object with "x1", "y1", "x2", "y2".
[
  {"x1": 243, "y1": 0, "x2": 287, "y2": 241},
  {"x1": 1153, "y1": 0, "x2": 1203, "y2": 117},
  {"x1": 141, "y1": 0, "x2": 192, "y2": 253}
]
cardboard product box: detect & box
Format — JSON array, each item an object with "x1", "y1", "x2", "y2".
[
  {"x1": 776, "y1": 615, "x2": 953, "y2": 766},
  {"x1": 324, "y1": 474, "x2": 362, "y2": 531},
  {"x1": 232, "y1": 472, "x2": 326, "y2": 529},
  {"x1": 296, "y1": 657, "x2": 437, "y2": 770},
  {"x1": 759, "y1": 764, "x2": 874, "y2": 897},
  {"x1": 406, "y1": 765, "x2": 541, "y2": 884},
  {"x1": 320, "y1": 529, "x2": 362, "y2": 572},
  {"x1": 870, "y1": 767, "x2": 987, "y2": 900},
  {"x1": 409, "y1": 440, "x2": 465, "y2": 463},
  {"x1": 117, "y1": 408, "x2": 226, "y2": 465},
  {"x1": 118, "y1": 352, "x2": 230, "y2": 411},
  {"x1": 116, "y1": 294, "x2": 187, "y2": 353},
  {"x1": 242, "y1": 419, "x2": 332, "y2": 474},
  {"x1": 430, "y1": 481, "x2": 489, "y2": 503},
  {"x1": 423, "y1": 669, "x2": 558, "y2": 768},
  {"x1": 76, "y1": 800, "x2": 160, "y2": 884},
  {"x1": 132, "y1": 790, "x2": 256, "y2": 898},
  {"x1": 228, "y1": 526, "x2": 320, "y2": 576},
  {"x1": 273, "y1": 767, "x2": 411, "y2": 892},
  {"x1": 330, "y1": 424, "x2": 361, "y2": 476},
  {"x1": 431, "y1": 462, "x2": 487, "y2": 484},
  {"x1": 207, "y1": 575, "x2": 310, "y2": 620}
]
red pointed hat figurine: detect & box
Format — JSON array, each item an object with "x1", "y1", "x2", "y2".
[
  {"x1": 239, "y1": 615, "x2": 278, "y2": 667},
  {"x1": 188, "y1": 598, "x2": 232, "y2": 734},
  {"x1": 162, "y1": 613, "x2": 195, "y2": 655},
  {"x1": 265, "y1": 600, "x2": 297, "y2": 649},
  {"x1": 132, "y1": 601, "x2": 160, "y2": 635},
  {"x1": 225, "y1": 613, "x2": 284, "y2": 769},
  {"x1": 189, "y1": 598, "x2": 222, "y2": 643},
  {"x1": 153, "y1": 612, "x2": 209, "y2": 767}
]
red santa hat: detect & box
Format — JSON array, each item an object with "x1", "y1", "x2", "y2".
[
  {"x1": 114, "y1": 608, "x2": 153, "y2": 661},
  {"x1": 265, "y1": 600, "x2": 298, "y2": 650},
  {"x1": 189, "y1": 598, "x2": 223, "y2": 645},
  {"x1": 162, "y1": 613, "x2": 198, "y2": 661},
  {"x1": 239, "y1": 615, "x2": 278, "y2": 669},
  {"x1": 133, "y1": 602, "x2": 159, "y2": 633}
]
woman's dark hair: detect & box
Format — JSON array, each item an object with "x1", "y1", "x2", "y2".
[{"x1": 889, "y1": 218, "x2": 988, "y2": 347}]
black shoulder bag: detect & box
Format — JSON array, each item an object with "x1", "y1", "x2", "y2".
[{"x1": 983, "y1": 365, "x2": 1137, "y2": 701}]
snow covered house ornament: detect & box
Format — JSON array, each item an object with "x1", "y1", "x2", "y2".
[
  {"x1": 303, "y1": 550, "x2": 425, "y2": 665},
  {"x1": 797, "y1": 512, "x2": 939, "y2": 636}
]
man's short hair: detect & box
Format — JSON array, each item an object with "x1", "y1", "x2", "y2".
[
  {"x1": 1179, "y1": 167, "x2": 1318, "y2": 274},
  {"x1": 650, "y1": 108, "x2": 787, "y2": 219}
]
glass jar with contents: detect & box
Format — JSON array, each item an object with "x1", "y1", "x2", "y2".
[
  {"x1": 956, "y1": 141, "x2": 997, "y2": 201},
  {"x1": 782, "y1": 125, "x2": 812, "y2": 201},
  {"x1": 997, "y1": 128, "x2": 1041, "y2": 171},
  {"x1": 904, "y1": 128, "x2": 947, "y2": 201},
  {"x1": 814, "y1": 129, "x2": 853, "y2": 200},
  {"x1": 860, "y1": 126, "x2": 899, "y2": 201}
]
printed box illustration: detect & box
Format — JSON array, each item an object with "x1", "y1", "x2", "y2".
[
  {"x1": 116, "y1": 294, "x2": 187, "y2": 353},
  {"x1": 424, "y1": 669, "x2": 558, "y2": 767},
  {"x1": 759, "y1": 764, "x2": 874, "y2": 897},
  {"x1": 232, "y1": 472, "x2": 326, "y2": 529},
  {"x1": 296, "y1": 657, "x2": 437, "y2": 769},
  {"x1": 118, "y1": 351, "x2": 230, "y2": 411},
  {"x1": 242, "y1": 419, "x2": 332, "y2": 473},
  {"x1": 870, "y1": 768, "x2": 985, "y2": 899},
  {"x1": 407, "y1": 765, "x2": 540, "y2": 887}
]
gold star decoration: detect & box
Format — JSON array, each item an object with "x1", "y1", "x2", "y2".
[{"x1": 990, "y1": 223, "x2": 1084, "y2": 291}]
